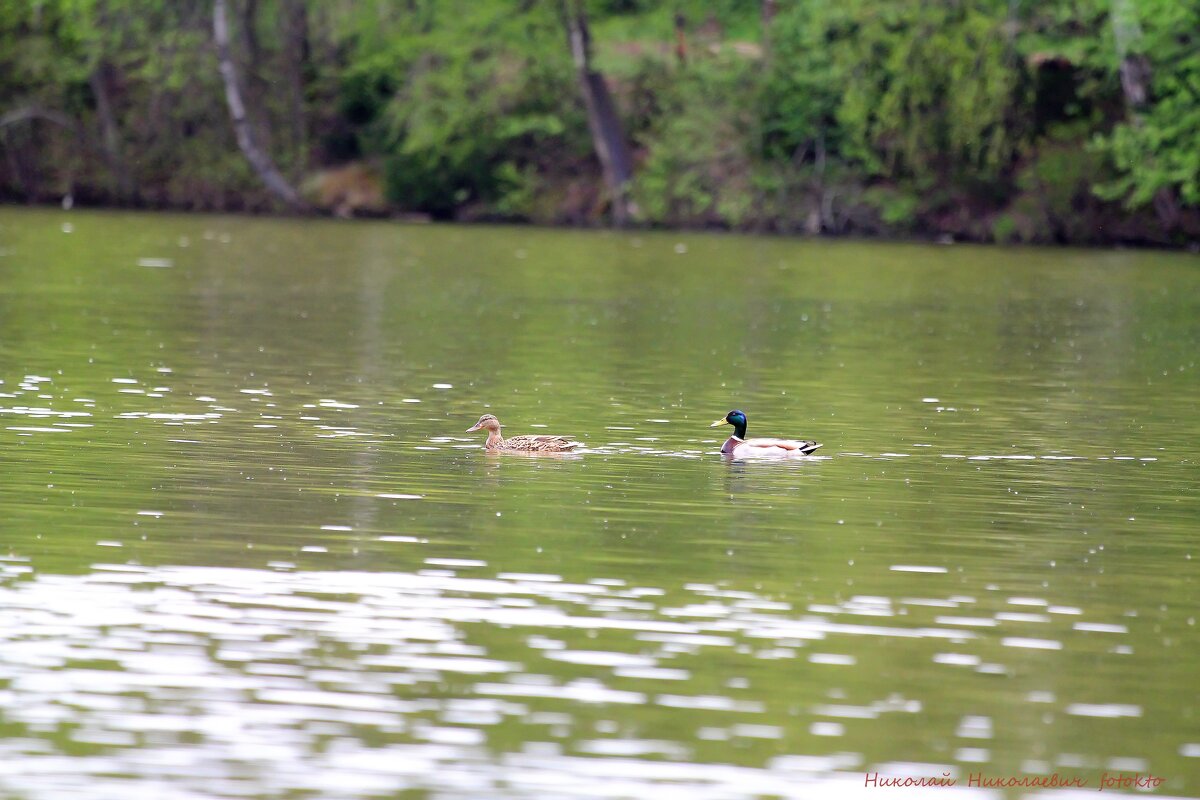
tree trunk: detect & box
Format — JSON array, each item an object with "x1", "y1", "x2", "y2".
[
  {"x1": 760, "y1": 1, "x2": 777, "y2": 58},
  {"x1": 762, "y1": 1, "x2": 778, "y2": 27},
  {"x1": 281, "y1": 0, "x2": 310, "y2": 173},
  {"x1": 674, "y1": 13, "x2": 687, "y2": 65},
  {"x1": 1110, "y1": 0, "x2": 1178, "y2": 230},
  {"x1": 239, "y1": 0, "x2": 266, "y2": 114},
  {"x1": 564, "y1": 0, "x2": 634, "y2": 226},
  {"x1": 212, "y1": 0, "x2": 308, "y2": 210},
  {"x1": 0, "y1": 106, "x2": 78, "y2": 131},
  {"x1": 90, "y1": 61, "x2": 135, "y2": 201},
  {"x1": 1, "y1": 128, "x2": 31, "y2": 198},
  {"x1": 1110, "y1": 0, "x2": 1150, "y2": 111}
]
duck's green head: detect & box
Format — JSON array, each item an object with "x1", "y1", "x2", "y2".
[{"x1": 709, "y1": 409, "x2": 748, "y2": 439}]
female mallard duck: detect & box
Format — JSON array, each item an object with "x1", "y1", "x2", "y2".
[
  {"x1": 466, "y1": 414, "x2": 582, "y2": 452},
  {"x1": 710, "y1": 410, "x2": 822, "y2": 457}
]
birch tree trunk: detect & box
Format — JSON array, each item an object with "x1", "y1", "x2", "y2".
[
  {"x1": 213, "y1": 0, "x2": 308, "y2": 210},
  {"x1": 564, "y1": 0, "x2": 634, "y2": 226},
  {"x1": 1110, "y1": 0, "x2": 1150, "y2": 111}
]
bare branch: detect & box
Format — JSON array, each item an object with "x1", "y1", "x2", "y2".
[{"x1": 0, "y1": 107, "x2": 78, "y2": 130}]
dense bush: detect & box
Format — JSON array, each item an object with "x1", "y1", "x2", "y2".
[{"x1": 0, "y1": 0, "x2": 1196, "y2": 243}]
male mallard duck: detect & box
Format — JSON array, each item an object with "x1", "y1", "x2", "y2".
[
  {"x1": 466, "y1": 414, "x2": 582, "y2": 452},
  {"x1": 709, "y1": 410, "x2": 822, "y2": 457}
]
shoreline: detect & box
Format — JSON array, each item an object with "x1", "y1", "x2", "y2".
[{"x1": 4, "y1": 200, "x2": 1197, "y2": 254}]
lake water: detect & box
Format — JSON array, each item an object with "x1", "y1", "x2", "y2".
[{"x1": 0, "y1": 208, "x2": 1197, "y2": 799}]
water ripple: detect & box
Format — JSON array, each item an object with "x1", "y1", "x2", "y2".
[{"x1": 0, "y1": 561, "x2": 1174, "y2": 798}]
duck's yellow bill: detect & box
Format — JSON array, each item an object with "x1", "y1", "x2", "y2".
[
  {"x1": 465, "y1": 423, "x2": 481, "y2": 432},
  {"x1": 709, "y1": 418, "x2": 730, "y2": 427}
]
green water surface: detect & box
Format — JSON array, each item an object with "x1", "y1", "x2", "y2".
[{"x1": 0, "y1": 208, "x2": 1197, "y2": 799}]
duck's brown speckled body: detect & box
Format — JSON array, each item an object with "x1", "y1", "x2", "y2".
[{"x1": 466, "y1": 414, "x2": 581, "y2": 453}]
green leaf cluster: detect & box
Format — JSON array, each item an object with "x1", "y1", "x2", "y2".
[
  {"x1": 335, "y1": 1, "x2": 583, "y2": 216},
  {"x1": 1093, "y1": 0, "x2": 1200, "y2": 207},
  {"x1": 1, "y1": 0, "x2": 1197, "y2": 241}
]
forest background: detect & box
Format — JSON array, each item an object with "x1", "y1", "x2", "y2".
[{"x1": 2, "y1": 0, "x2": 1198, "y2": 246}]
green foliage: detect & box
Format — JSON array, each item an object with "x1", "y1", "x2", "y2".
[
  {"x1": 632, "y1": 56, "x2": 759, "y2": 226},
  {"x1": 0, "y1": 0, "x2": 231, "y2": 203},
  {"x1": 759, "y1": 1, "x2": 843, "y2": 164},
  {"x1": 590, "y1": 0, "x2": 765, "y2": 43},
  {"x1": 343, "y1": 1, "x2": 582, "y2": 216},
  {"x1": 490, "y1": 161, "x2": 540, "y2": 218},
  {"x1": 991, "y1": 212, "x2": 1019, "y2": 243},
  {"x1": 0, "y1": 0, "x2": 1195, "y2": 240},
  {"x1": 1009, "y1": 124, "x2": 1109, "y2": 242},
  {"x1": 862, "y1": 187, "x2": 921, "y2": 228},
  {"x1": 1092, "y1": 0, "x2": 1200, "y2": 210},
  {"x1": 834, "y1": 0, "x2": 1024, "y2": 184}
]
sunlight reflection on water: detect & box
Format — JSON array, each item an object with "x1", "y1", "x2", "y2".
[{"x1": 0, "y1": 560, "x2": 1179, "y2": 799}]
